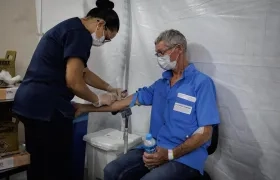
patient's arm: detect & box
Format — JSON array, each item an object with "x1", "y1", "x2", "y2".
[
  {"x1": 75, "y1": 94, "x2": 139, "y2": 116},
  {"x1": 172, "y1": 126, "x2": 213, "y2": 159}
]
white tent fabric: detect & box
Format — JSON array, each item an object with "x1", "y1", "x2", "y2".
[{"x1": 36, "y1": 0, "x2": 280, "y2": 179}]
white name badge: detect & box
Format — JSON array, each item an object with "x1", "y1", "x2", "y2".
[
  {"x1": 173, "y1": 102, "x2": 192, "y2": 115},
  {"x1": 177, "y1": 93, "x2": 196, "y2": 103}
]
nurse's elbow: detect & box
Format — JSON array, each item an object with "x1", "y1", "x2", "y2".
[
  {"x1": 65, "y1": 57, "x2": 85, "y2": 90},
  {"x1": 66, "y1": 78, "x2": 78, "y2": 90}
]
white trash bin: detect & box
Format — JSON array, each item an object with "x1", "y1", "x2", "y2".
[{"x1": 83, "y1": 128, "x2": 142, "y2": 180}]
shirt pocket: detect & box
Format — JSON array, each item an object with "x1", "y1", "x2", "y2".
[{"x1": 171, "y1": 85, "x2": 197, "y2": 126}]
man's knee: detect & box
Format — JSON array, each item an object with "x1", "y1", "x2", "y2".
[
  {"x1": 104, "y1": 160, "x2": 119, "y2": 179},
  {"x1": 140, "y1": 171, "x2": 162, "y2": 180},
  {"x1": 141, "y1": 161, "x2": 199, "y2": 180},
  {"x1": 104, "y1": 149, "x2": 145, "y2": 180}
]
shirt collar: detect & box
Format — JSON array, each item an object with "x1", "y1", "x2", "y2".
[{"x1": 162, "y1": 63, "x2": 196, "y2": 80}]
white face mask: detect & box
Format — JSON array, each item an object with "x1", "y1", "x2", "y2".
[
  {"x1": 157, "y1": 47, "x2": 179, "y2": 70},
  {"x1": 157, "y1": 55, "x2": 177, "y2": 70},
  {"x1": 92, "y1": 25, "x2": 105, "y2": 47}
]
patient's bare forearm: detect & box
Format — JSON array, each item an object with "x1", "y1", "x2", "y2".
[
  {"x1": 173, "y1": 126, "x2": 212, "y2": 159},
  {"x1": 83, "y1": 95, "x2": 134, "y2": 112}
]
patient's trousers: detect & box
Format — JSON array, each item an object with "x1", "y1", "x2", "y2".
[
  {"x1": 104, "y1": 149, "x2": 200, "y2": 180},
  {"x1": 18, "y1": 111, "x2": 73, "y2": 180}
]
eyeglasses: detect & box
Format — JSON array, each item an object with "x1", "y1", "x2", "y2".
[{"x1": 155, "y1": 45, "x2": 177, "y2": 57}]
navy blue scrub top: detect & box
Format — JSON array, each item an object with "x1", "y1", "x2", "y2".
[{"x1": 13, "y1": 17, "x2": 92, "y2": 121}]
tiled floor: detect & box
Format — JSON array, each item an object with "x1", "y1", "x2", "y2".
[
  {"x1": 1, "y1": 169, "x2": 89, "y2": 180},
  {"x1": 0, "y1": 171, "x2": 26, "y2": 180}
]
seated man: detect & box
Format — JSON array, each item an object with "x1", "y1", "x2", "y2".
[{"x1": 75, "y1": 29, "x2": 220, "y2": 180}]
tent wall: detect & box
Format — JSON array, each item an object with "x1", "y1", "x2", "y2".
[{"x1": 128, "y1": 1, "x2": 280, "y2": 180}]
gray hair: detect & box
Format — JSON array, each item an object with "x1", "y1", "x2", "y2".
[{"x1": 155, "y1": 29, "x2": 187, "y2": 52}]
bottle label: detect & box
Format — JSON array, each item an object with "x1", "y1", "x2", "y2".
[{"x1": 145, "y1": 145, "x2": 156, "y2": 154}]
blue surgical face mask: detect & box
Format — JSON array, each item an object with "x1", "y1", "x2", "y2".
[{"x1": 92, "y1": 25, "x2": 105, "y2": 47}]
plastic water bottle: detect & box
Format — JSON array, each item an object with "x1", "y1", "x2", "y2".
[
  {"x1": 144, "y1": 133, "x2": 156, "y2": 154},
  {"x1": 143, "y1": 133, "x2": 157, "y2": 170}
]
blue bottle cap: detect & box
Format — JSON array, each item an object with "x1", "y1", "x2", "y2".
[{"x1": 146, "y1": 133, "x2": 152, "y2": 140}]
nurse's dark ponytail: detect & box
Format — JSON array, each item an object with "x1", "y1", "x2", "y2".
[{"x1": 86, "y1": 0, "x2": 120, "y2": 32}]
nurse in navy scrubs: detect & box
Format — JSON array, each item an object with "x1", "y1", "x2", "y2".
[{"x1": 12, "y1": 0, "x2": 121, "y2": 179}]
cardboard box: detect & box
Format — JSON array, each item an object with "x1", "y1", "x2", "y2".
[
  {"x1": 0, "y1": 87, "x2": 18, "y2": 100},
  {"x1": 0, "y1": 121, "x2": 19, "y2": 154},
  {"x1": 0, "y1": 152, "x2": 30, "y2": 171},
  {"x1": 0, "y1": 51, "x2": 16, "y2": 77},
  {"x1": 0, "y1": 100, "x2": 13, "y2": 121}
]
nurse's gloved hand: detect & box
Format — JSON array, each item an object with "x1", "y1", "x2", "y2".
[
  {"x1": 106, "y1": 85, "x2": 126, "y2": 100},
  {"x1": 92, "y1": 93, "x2": 118, "y2": 107}
]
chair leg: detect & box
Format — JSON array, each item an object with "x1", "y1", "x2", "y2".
[{"x1": 201, "y1": 171, "x2": 211, "y2": 180}]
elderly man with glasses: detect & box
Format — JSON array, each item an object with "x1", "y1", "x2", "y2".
[{"x1": 75, "y1": 29, "x2": 220, "y2": 180}]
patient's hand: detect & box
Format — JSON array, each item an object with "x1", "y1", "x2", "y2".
[{"x1": 143, "y1": 147, "x2": 168, "y2": 167}]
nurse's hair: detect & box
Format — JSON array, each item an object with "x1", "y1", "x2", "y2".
[
  {"x1": 86, "y1": 0, "x2": 120, "y2": 32},
  {"x1": 155, "y1": 29, "x2": 187, "y2": 52}
]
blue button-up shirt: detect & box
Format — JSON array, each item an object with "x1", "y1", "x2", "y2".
[{"x1": 133, "y1": 63, "x2": 220, "y2": 174}]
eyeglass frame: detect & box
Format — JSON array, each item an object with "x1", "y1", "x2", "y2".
[{"x1": 155, "y1": 44, "x2": 179, "y2": 57}]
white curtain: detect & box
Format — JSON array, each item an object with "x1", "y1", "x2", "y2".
[{"x1": 129, "y1": 0, "x2": 280, "y2": 180}]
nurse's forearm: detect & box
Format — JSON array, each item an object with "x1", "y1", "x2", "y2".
[
  {"x1": 71, "y1": 83, "x2": 99, "y2": 104},
  {"x1": 66, "y1": 58, "x2": 99, "y2": 104},
  {"x1": 83, "y1": 68, "x2": 110, "y2": 91}
]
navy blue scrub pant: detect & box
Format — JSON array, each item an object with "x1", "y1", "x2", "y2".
[{"x1": 18, "y1": 111, "x2": 73, "y2": 180}]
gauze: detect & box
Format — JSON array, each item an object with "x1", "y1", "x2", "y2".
[{"x1": 192, "y1": 127, "x2": 205, "y2": 135}]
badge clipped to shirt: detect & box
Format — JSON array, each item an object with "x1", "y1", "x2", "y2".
[
  {"x1": 173, "y1": 102, "x2": 192, "y2": 115},
  {"x1": 177, "y1": 93, "x2": 196, "y2": 103}
]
